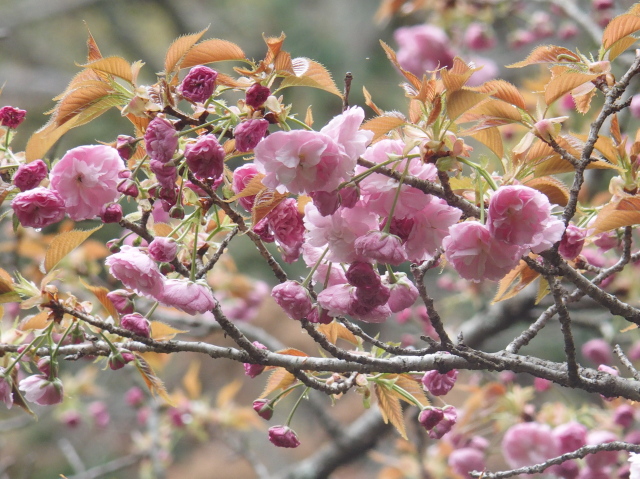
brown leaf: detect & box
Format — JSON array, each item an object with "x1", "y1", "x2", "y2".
[
  {"x1": 534, "y1": 156, "x2": 618, "y2": 176},
  {"x1": 152, "y1": 223, "x2": 174, "y2": 237},
  {"x1": 544, "y1": 71, "x2": 599, "y2": 106},
  {"x1": 426, "y1": 95, "x2": 442, "y2": 126},
  {"x1": 536, "y1": 277, "x2": 550, "y2": 304},
  {"x1": 611, "y1": 114, "x2": 622, "y2": 144},
  {"x1": 226, "y1": 173, "x2": 267, "y2": 202},
  {"x1": 263, "y1": 32, "x2": 287, "y2": 66},
  {"x1": 459, "y1": 98, "x2": 522, "y2": 124},
  {"x1": 275, "y1": 348, "x2": 309, "y2": 358},
  {"x1": 305, "y1": 106, "x2": 314, "y2": 127},
  {"x1": 164, "y1": 27, "x2": 208, "y2": 74},
  {"x1": 573, "y1": 133, "x2": 619, "y2": 165},
  {"x1": 18, "y1": 311, "x2": 50, "y2": 331},
  {"x1": 252, "y1": 188, "x2": 288, "y2": 225},
  {"x1": 179, "y1": 39, "x2": 246, "y2": 69},
  {"x1": 217, "y1": 379, "x2": 243, "y2": 408},
  {"x1": 149, "y1": 321, "x2": 187, "y2": 341},
  {"x1": 603, "y1": 13, "x2": 640, "y2": 49},
  {"x1": 608, "y1": 35, "x2": 639, "y2": 61},
  {"x1": 573, "y1": 89, "x2": 596, "y2": 114},
  {"x1": 362, "y1": 86, "x2": 383, "y2": 116},
  {"x1": 446, "y1": 90, "x2": 488, "y2": 121},
  {"x1": 80, "y1": 57, "x2": 135, "y2": 84},
  {"x1": 260, "y1": 367, "x2": 296, "y2": 398},
  {"x1": 591, "y1": 197, "x2": 640, "y2": 235},
  {"x1": 468, "y1": 127, "x2": 503, "y2": 159},
  {"x1": 273, "y1": 51, "x2": 294, "y2": 74},
  {"x1": 183, "y1": 361, "x2": 202, "y2": 400},
  {"x1": 394, "y1": 374, "x2": 430, "y2": 408},
  {"x1": 507, "y1": 45, "x2": 580, "y2": 68},
  {"x1": 317, "y1": 322, "x2": 359, "y2": 345},
  {"x1": 493, "y1": 259, "x2": 540, "y2": 303},
  {"x1": 134, "y1": 353, "x2": 176, "y2": 406},
  {"x1": 44, "y1": 225, "x2": 102, "y2": 273},
  {"x1": 524, "y1": 176, "x2": 570, "y2": 206},
  {"x1": 56, "y1": 82, "x2": 114, "y2": 126},
  {"x1": 441, "y1": 58, "x2": 477, "y2": 93},
  {"x1": 280, "y1": 58, "x2": 342, "y2": 98},
  {"x1": 375, "y1": 383, "x2": 407, "y2": 439},
  {"x1": 360, "y1": 115, "x2": 405, "y2": 141},
  {"x1": 379, "y1": 41, "x2": 421, "y2": 90},
  {"x1": 470, "y1": 80, "x2": 527, "y2": 110},
  {"x1": 0, "y1": 270, "x2": 19, "y2": 304},
  {"x1": 85, "y1": 27, "x2": 103, "y2": 63},
  {"x1": 82, "y1": 282, "x2": 120, "y2": 323}
]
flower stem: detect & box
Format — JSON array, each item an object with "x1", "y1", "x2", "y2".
[{"x1": 285, "y1": 386, "x2": 310, "y2": 427}]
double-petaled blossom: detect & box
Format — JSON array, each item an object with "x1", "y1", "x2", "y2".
[
  {"x1": 261, "y1": 198, "x2": 305, "y2": 263},
  {"x1": 13, "y1": 160, "x2": 48, "y2": 192},
  {"x1": 234, "y1": 119, "x2": 269, "y2": 153},
  {"x1": 144, "y1": 116, "x2": 178, "y2": 163},
  {"x1": 385, "y1": 273, "x2": 419, "y2": 313},
  {"x1": 148, "y1": 237, "x2": 178, "y2": 263},
  {"x1": 268, "y1": 425, "x2": 301, "y2": 448},
  {"x1": 449, "y1": 448, "x2": 486, "y2": 479},
  {"x1": 422, "y1": 368, "x2": 458, "y2": 396},
  {"x1": 271, "y1": 281, "x2": 313, "y2": 320},
  {"x1": 559, "y1": 224, "x2": 587, "y2": 259},
  {"x1": 354, "y1": 231, "x2": 408, "y2": 266},
  {"x1": 159, "y1": 279, "x2": 216, "y2": 315},
  {"x1": 317, "y1": 283, "x2": 391, "y2": 323},
  {"x1": 50, "y1": 145, "x2": 123, "y2": 221},
  {"x1": 121, "y1": 313, "x2": 151, "y2": 337},
  {"x1": 232, "y1": 163, "x2": 260, "y2": 211},
  {"x1": 105, "y1": 245, "x2": 164, "y2": 298},
  {"x1": 0, "y1": 106, "x2": 26, "y2": 129},
  {"x1": 585, "y1": 430, "x2": 619, "y2": 469},
  {"x1": 252, "y1": 399, "x2": 274, "y2": 420},
  {"x1": 106, "y1": 289, "x2": 135, "y2": 315},
  {"x1": 487, "y1": 185, "x2": 565, "y2": 253},
  {"x1": 11, "y1": 187, "x2": 66, "y2": 228},
  {"x1": 19, "y1": 375, "x2": 64, "y2": 406},
  {"x1": 245, "y1": 83, "x2": 271, "y2": 109},
  {"x1": 184, "y1": 134, "x2": 225, "y2": 180},
  {"x1": 443, "y1": 221, "x2": 522, "y2": 282},
  {"x1": 428, "y1": 405, "x2": 457, "y2": 439},
  {"x1": 394, "y1": 24, "x2": 456, "y2": 76},
  {"x1": 178, "y1": 65, "x2": 218, "y2": 103},
  {"x1": 319, "y1": 106, "x2": 373, "y2": 162},
  {"x1": 502, "y1": 422, "x2": 560, "y2": 468}
]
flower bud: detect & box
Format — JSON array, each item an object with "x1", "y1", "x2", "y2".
[
  {"x1": 581, "y1": 338, "x2": 613, "y2": 365},
  {"x1": 178, "y1": 65, "x2": 218, "y2": 103},
  {"x1": 148, "y1": 237, "x2": 178, "y2": 263},
  {"x1": 100, "y1": 203, "x2": 123, "y2": 224},
  {"x1": 245, "y1": 83, "x2": 271, "y2": 108},
  {"x1": 310, "y1": 189, "x2": 341, "y2": 216},
  {"x1": 169, "y1": 205, "x2": 185, "y2": 219},
  {"x1": 253, "y1": 399, "x2": 274, "y2": 420},
  {"x1": 0, "y1": 106, "x2": 26, "y2": 129},
  {"x1": 185, "y1": 134, "x2": 225, "y2": 180},
  {"x1": 354, "y1": 231, "x2": 408, "y2": 266},
  {"x1": 125, "y1": 386, "x2": 145, "y2": 407},
  {"x1": 244, "y1": 341, "x2": 268, "y2": 378},
  {"x1": 271, "y1": 281, "x2": 313, "y2": 321},
  {"x1": 121, "y1": 313, "x2": 151, "y2": 338},
  {"x1": 428, "y1": 405, "x2": 457, "y2": 439},
  {"x1": 13, "y1": 160, "x2": 48, "y2": 192},
  {"x1": 418, "y1": 407, "x2": 444, "y2": 430},
  {"x1": 108, "y1": 350, "x2": 135, "y2": 370},
  {"x1": 144, "y1": 116, "x2": 178, "y2": 164},
  {"x1": 107, "y1": 289, "x2": 135, "y2": 315},
  {"x1": 116, "y1": 135, "x2": 137, "y2": 161},
  {"x1": 422, "y1": 368, "x2": 458, "y2": 396},
  {"x1": 117, "y1": 178, "x2": 139, "y2": 198},
  {"x1": 268, "y1": 425, "x2": 300, "y2": 448},
  {"x1": 234, "y1": 119, "x2": 269, "y2": 153}
]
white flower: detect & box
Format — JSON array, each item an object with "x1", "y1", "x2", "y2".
[{"x1": 629, "y1": 453, "x2": 640, "y2": 479}]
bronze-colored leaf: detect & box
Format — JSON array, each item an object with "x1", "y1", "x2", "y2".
[
  {"x1": 374, "y1": 383, "x2": 407, "y2": 439},
  {"x1": 441, "y1": 58, "x2": 477, "y2": 93},
  {"x1": 611, "y1": 114, "x2": 622, "y2": 145},
  {"x1": 317, "y1": 321, "x2": 359, "y2": 345},
  {"x1": 573, "y1": 89, "x2": 596, "y2": 114},
  {"x1": 263, "y1": 32, "x2": 287, "y2": 66},
  {"x1": 603, "y1": 13, "x2": 640, "y2": 49},
  {"x1": 56, "y1": 82, "x2": 114, "y2": 126},
  {"x1": 544, "y1": 71, "x2": 599, "y2": 106},
  {"x1": 362, "y1": 86, "x2": 383, "y2": 116},
  {"x1": 152, "y1": 223, "x2": 174, "y2": 238},
  {"x1": 524, "y1": 176, "x2": 570, "y2": 206},
  {"x1": 183, "y1": 361, "x2": 202, "y2": 400},
  {"x1": 82, "y1": 281, "x2": 120, "y2": 323},
  {"x1": 134, "y1": 353, "x2": 176, "y2": 406},
  {"x1": 44, "y1": 225, "x2": 102, "y2": 273},
  {"x1": 426, "y1": 95, "x2": 442, "y2": 126},
  {"x1": 470, "y1": 79, "x2": 527, "y2": 110},
  {"x1": 85, "y1": 27, "x2": 103, "y2": 63},
  {"x1": 608, "y1": 35, "x2": 638, "y2": 61},
  {"x1": 493, "y1": 259, "x2": 540, "y2": 303},
  {"x1": 534, "y1": 156, "x2": 618, "y2": 176},
  {"x1": 260, "y1": 367, "x2": 296, "y2": 398},
  {"x1": 150, "y1": 321, "x2": 188, "y2": 341},
  {"x1": 360, "y1": 115, "x2": 405, "y2": 141},
  {"x1": 226, "y1": 173, "x2": 267, "y2": 203},
  {"x1": 507, "y1": 45, "x2": 580, "y2": 68},
  {"x1": 468, "y1": 127, "x2": 503, "y2": 159},
  {"x1": 591, "y1": 197, "x2": 640, "y2": 235},
  {"x1": 18, "y1": 311, "x2": 50, "y2": 331},
  {"x1": 273, "y1": 51, "x2": 294, "y2": 74},
  {"x1": 216, "y1": 379, "x2": 243, "y2": 408},
  {"x1": 179, "y1": 39, "x2": 246, "y2": 69},
  {"x1": 275, "y1": 348, "x2": 309, "y2": 357},
  {"x1": 379, "y1": 41, "x2": 421, "y2": 90},
  {"x1": 459, "y1": 98, "x2": 522, "y2": 124},
  {"x1": 394, "y1": 374, "x2": 430, "y2": 408},
  {"x1": 446, "y1": 90, "x2": 488, "y2": 121},
  {"x1": 304, "y1": 106, "x2": 314, "y2": 127},
  {"x1": 280, "y1": 58, "x2": 342, "y2": 98},
  {"x1": 80, "y1": 56, "x2": 135, "y2": 84},
  {"x1": 164, "y1": 27, "x2": 208, "y2": 74}
]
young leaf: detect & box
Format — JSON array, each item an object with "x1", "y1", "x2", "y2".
[
  {"x1": 164, "y1": 27, "x2": 209, "y2": 74},
  {"x1": 467, "y1": 127, "x2": 503, "y2": 159},
  {"x1": 149, "y1": 321, "x2": 188, "y2": 341},
  {"x1": 573, "y1": 89, "x2": 596, "y2": 114},
  {"x1": 374, "y1": 383, "x2": 407, "y2": 439},
  {"x1": 591, "y1": 197, "x2": 640, "y2": 235},
  {"x1": 441, "y1": 58, "x2": 477, "y2": 93},
  {"x1": 251, "y1": 188, "x2": 288, "y2": 225},
  {"x1": 81, "y1": 281, "x2": 120, "y2": 323},
  {"x1": 217, "y1": 379, "x2": 243, "y2": 408},
  {"x1": 280, "y1": 58, "x2": 342, "y2": 98},
  {"x1": 534, "y1": 156, "x2": 618, "y2": 176},
  {"x1": 362, "y1": 86, "x2": 383, "y2": 116},
  {"x1": 317, "y1": 321, "x2": 359, "y2": 345},
  {"x1": 44, "y1": 225, "x2": 103, "y2": 273},
  {"x1": 394, "y1": 374, "x2": 430, "y2": 408},
  {"x1": 379, "y1": 41, "x2": 421, "y2": 90},
  {"x1": 275, "y1": 348, "x2": 309, "y2": 358},
  {"x1": 470, "y1": 79, "x2": 527, "y2": 110},
  {"x1": 260, "y1": 367, "x2": 296, "y2": 398},
  {"x1": 603, "y1": 14, "x2": 640, "y2": 49},
  {"x1": 134, "y1": 353, "x2": 176, "y2": 406},
  {"x1": 608, "y1": 35, "x2": 638, "y2": 61},
  {"x1": 536, "y1": 277, "x2": 550, "y2": 304},
  {"x1": 18, "y1": 311, "x2": 50, "y2": 331},
  {"x1": 0, "y1": 270, "x2": 19, "y2": 304},
  {"x1": 493, "y1": 259, "x2": 540, "y2": 304},
  {"x1": 179, "y1": 39, "x2": 246, "y2": 69},
  {"x1": 85, "y1": 27, "x2": 103, "y2": 63},
  {"x1": 507, "y1": 45, "x2": 580, "y2": 68},
  {"x1": 360, "y1": 115, "x2": 405, "y2": 141},
  {"x1": 56, "y1": 82, "x2": 115, "y2": 126},
  {"x1": 523, "y1": 176, "x2": 570, "y2": 206},
  {"x1": 544, "y1": 71, "x2": 599, "y2": 106},
  {"x1": 446, "y1": 90, "x2": 488, "y2": 121},
  {"x1": 183, "y1": 361, "x2": 202, "y2": 400},
  {"x1": 80, "y1": 57, "x2": 135, "y2": 84}
]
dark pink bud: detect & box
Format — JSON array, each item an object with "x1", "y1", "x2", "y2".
[
  {"x1": 144, "y1": 116, "x2": 178, "y2": 164},
  {"x1": 18, "y1": 375, "x2": 64, "y2": 405},
  {"x1": 245, "y1": 83, "x2": 271, "y2": 108},
  {"x1": 385, "y1": 217, "x2": 415, "y2": 243},
  {"x1": 244, "y1": 341, "x2": 268, "y2": 378},
  {"x1": 235, "y1": 119, "x2": 269, "y2": 153},
  {"x1": 534, "y1": 377, "x2": 552, "y2": 392},
  {"x1": 185, "y1": 134, "x2": 225, "y2": 180},
  {"x1": 125, "y1": 386, "x2": 145, "y2": 407},
  {"x1": 422, "y1": 369, "x2": 458, "y2": 396},
  {"x1": 354, "y1": 283, "x2": 390, "y2": 309},
  {"x1": 89, "y1": 401, "x2": 110, "y2": 428},
  {"x1": 268, "y1": 425, "x2": 300, "y2": 448},
  {"x1": 61, "y1": 410, "x2": 82, "y2": 428},
  {"x1": 582, "y1": 338, "x2": 613, "y2": 365},
  {"x1": 310, "y1": 189, "x2": 341, "y2": 216},
  {"x1": 232, "y1": 163, "x2": 260, "y2": 211},
  {"x1": 179, "y1": 66, "x2": 218, "y2": 103},
  {"x1": 107, "y1": 289, "x2": 135, "y2": 315},
  {"x1": 449, "y1": 447, "x2": 486, "y2": 478},
  {"x1": 307, "y1": 306, "x2": 333, "y2": 324},
  {"x1": 428, "y1": 405, "x2": 457, "y2": 439},
  {"x1": 253, "y1": 399, "x2": 273, "y2": 420},
  {"x1": 346, "y1": 262, "x2": 380, "y2": 288},
  {"x1": 338, "y1": 184, "x2": 359, "y2": 209},
  {"x1": 354, "y1": 231, "x2": 408, "y2": 266},
  {"x1": 148, "y1": 237, "x2": 178, "y2": 262},
  {"x1": 592, "y1": 0, "x2": 613, "y2": 10},
  {"x1": 559, "y1": 224, "x2": 586, "y2": 259},
  {"x1": 418, "y1": 407, "x2": 444, "y2": 430},
  {"x1": 13, "y1": 160, "x2": 48, "y2": 192},
  {"x1": 0, "y1": 106, "x2": 26, "y2": 129},
  {"x1": 614, "y1": 404, "x2": 635, "y2": 428},
  {"x1": 108, "y1": 350, "x2": 135, "y2": 370},
  {"x1": 100, "y1": 203, "x2": 123, "y2": 224},
  {"x1": 271, "y1": 281, "x2": 313, "y2": 320},
  {"x1": 116, "y1": 135, "x2": 137, "y2": 161},
  {"x1": 121, "y1": 313, "x2": 151, "y2": 338},
  {"x1": 117, "y1": 178, "x2": 139, "y2": 198}
]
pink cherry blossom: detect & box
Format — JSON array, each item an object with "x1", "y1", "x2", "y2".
[
  {"x1": 234, "y1": 119, "x2": 269, "y2": 153},
  {"x1": 178, "y1": 65, "x2": 218, "y2": 103},
  {"x1": 11, "y1": 187, "x2": 66, "y2": 228},
  {"x1": 0, "y1": 106, "x2": 26, "y2": 129},
  {"x1": 582, "y1": 338, "x2": 613, "y2": 365},
  {"x1": 244, "y1": 341, "x2": 268, "y2": 378},
  {"x1": 254, "y1": 129, "x2": 352, "y2": 194},
  {"x1": 144, "y1": 116, "x2": 178, "y2": 164},
  {"x1": 121, "y1": 313, "x2": 151, "y2": 337},
  {"x1": 443, "y1": 221, "x2": 523, "y2": 282},
  {"x1": 0, "y1": 369, "x2": 13, "y2": 409},
  {"x1": 19, "y1": 375, "x2": 64, "y2": 406},
  {"x1": 585, "y1": 430, "x2": 619, "y2": 469},
  {"x1": 502, "y1": 422, "x2": 560, "y2": 468},
  {"x1": 422, "y1": 368, "x2": 458, "y2": 396},
  {"x1": 319, "y1": 106, "x2": 372, "y2": 161},
  {"x1": 245, "y1": 83, "x2": 271, "y2": 108},
  {"x1": 268, "y1": 425, "x2": 300, "y2": 448},
  {"x1": 394, "y1": 24, "x2": 456, "y2": 76},
  {"x1": 487, "y1": 185, "x2": 565, "y2": 253},
  {"x1": 429, "y1": 405, "x2": 457, "y2": 439},
  {"x1": 271, "y1": 281, "x2": 313, "y2": 320},
  {"x1": 13, "y1": 159, "x2": 48, "y2": 191},
  {"x1": 184, "y1": 134, "x2": 225, "y2": 180},
  {"x1": 148, "y1": 237, "x2": 178, "y2": 263},
  {"x1": 354, "y1": 231, "x2": 408, "y2": 266},
  {"x1": 232, "y1": 163, "x2": 260, "y2": 211},
  {"x1": 50, "y1": 145, "x2": 123, "y2": 221},
  {"x1": 463, "y1": 22, "x2": 496, "y2": 51},
  {"x1": 262, "y1": 198, "x2": 305, "y2": 263},
  {"x1": 385, "y1": 273, "x2": 419, "y2": 313},
  {"x1": 105, "y1": 245, "x2": 164, "y2": 298},
  {"x1": 559, "y1": 224, "x2": 587, "y2": 259},
  {"x1": 301, "y1": 244, "x2": 347, "y2": 287},
  {"x1": 449, "y1": 447, "x2": 486, "y2": 478},
  {"x1": 404, "y1": 198, "x2": 462, "y2": 262},
  {"x1": 159, "y1": 279, "x2": 217, "y2": 315}
]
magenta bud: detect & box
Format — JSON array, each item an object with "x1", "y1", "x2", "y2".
[
  {"x1": 121, "y1": 313, "x2": 151, "y2": 338},
  {"x1": 107, "y1": 289, "x2": 134, "y2": 315},
  {"x1": 13, "y1": 159, "x2": 48, "y2": 192},
  {"x1": 268, "y1": 425, "x2": 300, "y2": 448},
  {"x1": 125, "y1": 386, "x2": 145, "y2": 407},
  {"x1": 117, "y1": 178, "x2": 139, "y2": 198},
  {"x1": 243, "y1": 341, "x2": 268, "y2": 378},
  {"x1": 422, "y1": 368, "x2": 458, "y2": 396},
  {"x1": 245, "y1": 83, "x2": 271, "y2": 108},
  {"x1": 178, "y1": 65, "x2": 218, "y2": 103},
  {"x1": 0, "y1": 106, "x2": 26, "y2": 129},
  {"x1": 234, "y1": 119, "x2": 269, "y2": 153},
  {"x1": 253, "y1": 399, "x2": 274, "y2": 420},
  {"x1": 100, "y1": 203, "x2": 123, "y2": 224},
  {"x1": 116, "y1": 135, "x2": 137, "y2": 161},
  {"x1": 418, "y1": 407, "x2": 444, "y2": 430}
]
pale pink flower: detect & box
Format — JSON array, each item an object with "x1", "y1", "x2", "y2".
[
  {"x1": 317, "y1": 284, "x2": 356, "y2": 318},
  {"x1": 144, "y1": 116, "x2": 178, "y2": 163},
  {"x1": 262, "y1": 198, "x2": 305, "y2": 263},
  {"x1": 11, "y1": 187, "x2": 66, "y2": 228},
  {"x1": 178, "y1": 65, "x2": 217, "y2": 103},
  {"x1": 629, "y1": 453, "x2": 640, "y2": 479},
  {"x1": 319, "y1": 106, "x2": 372, "y2": 161},
  {"x1": 304, "y1": 203, "x2": 379, "y2": 264},
  {"x1": 394, "y1": 25, "x2": 456, "y2": 75},
  {"x1": 404, "y1": 198, "x2": 462, "y2": 262},
  {"x1": 185, "y1": 134, "x2": 225, "y2": 180},
  {"x1": 50, "y1": 145, "x2": 123, "y2": 221},
  {"x1": 301, "y1": 244, "x2": 347, "y2": 287},
  {"x1": 559, "y1": 224, "x2": 587, "y2": 259},
  {"x1": 148, "y1": 237, "x2": 178, "y2": 263},
  {"x1": 235, "y1": 119, "x2": 269, "y2": 153},
  {"x1": 502, "y1": 422, "x2": 560, "y2": 468},
  {"x1": 464, "y1": 23, "x2": 496, "y2": 51},
  {"x1": 354, "y1": 231, "x2": 408, "y2": 266},
  {"x1": 631, "y1": 95, "x2": 640, "y2": 119},
  {"x1": 89, "y1": 401, "x2": 110, "y2": 428},
  {"x1": 582, "y1": 338, "x2": 612, "y2": 365},
  {"x1": 159, "y1": 279, "x2": 216, "y2": 315},
  {"x1": 385, "y1": 273, "x2": 419, "y2": 313},
  {"x1": 254, "y1": 129, "x2": 352, "y2": 194},
  {"x1": 232, "y1": 163, "x2": 260, "y2": 211},
  {"x1": 271, "y1": 281, "x2": 313, "y2": 320},
  {"x1": 121, "y1": 313, "x2": 151, "y2": 337},
  {"x1": 19, "y1": 375, "x2": 64, "y2": 406},
  {"x1": 422, "y1": 369, "x2": 458, "y2": 396},
  {"x1": 0, "y1": 369, "x2": 13, "y2": 409},
  {"x1": 449, "y1": 448, "x2": 486, "y2": 478},
  {"x1": 13, "y1": 159, "x2": 48, "y2": 191},
  {"x1": 443, "y1": 221, "x2": 523, "y2": 282},
  {"x1": 105, "y1": 245, "x2": 164, "y2": 298},
  {"x1": 487, "y1": 185, "x2": 565, "y2": 253},
  {"x1": 268, "y1": 425, "x2": 300, "y2": 448}
]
